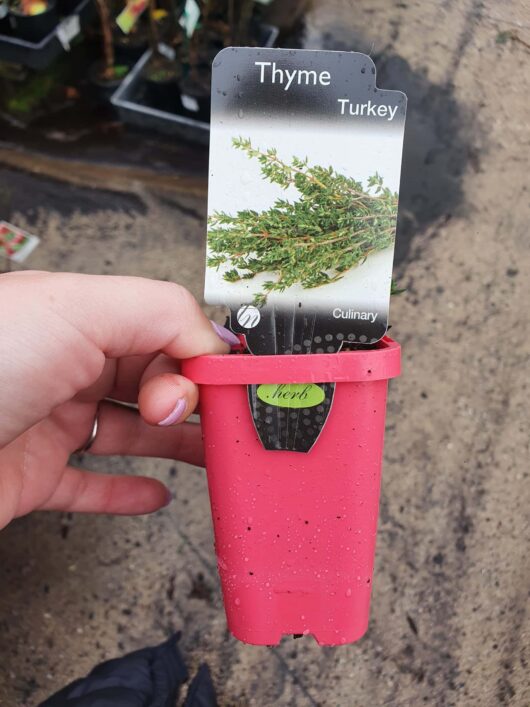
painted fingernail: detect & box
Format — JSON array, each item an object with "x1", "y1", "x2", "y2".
[
  {"x1": 210, "y1": 320, "x2": 240, "y2": 347},
  {"x1": 157, "y1": 398, "x2": 187, "y2": 426},
  {"x1": 163, "y1": 489, "x2": 175, "y2": 507}
]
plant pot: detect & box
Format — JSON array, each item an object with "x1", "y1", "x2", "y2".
[
  {"x1": 55, "y1": 0, "x2": 78, "y2": 15},
  {"x1": 0, "y1": 0, "x2": 95, "y2": 68},
  {"x1": 0, "y1": 6, "x2": 12, "y2": 34},
  {"x1": 178, "y1": 70, "x2": 211, "y2": 122},
  {"x1": 87, "y1": 60, "x2": 129, "y2": 104},
  {"x1": 181, "y1": 337, "x2": 401, "y2": 645},
  {"x1": 111, "y1": 23, "x2": 278, "y2": 144},
  {"x1": 113, "y1": 24, "x2": 148, "y2": 64},
  {"x1": 195, "y1": 29, "x2": 225, "y2": 65},
  {"x1": 142, "y1": 55, "x2": 179, "y2": 112},
  {"x1": 113, "y1": 15, "x2": 172, "y2": 64},
  {"x1": 144, "y1": 72, "x2": 179, "y2": 112},
  {"x1": 9, "y1": 0, "x2": 58, "y2": 42}
]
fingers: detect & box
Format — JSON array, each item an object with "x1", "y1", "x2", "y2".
[
  {"x1": 74, "y1": 354, "x2": 158, "y2": 404},
  {"x1": 89, "y1": 401, "x2": 205, "y2": 467},
  {"x1": 138, "y1": 354, "x2": 198, "y2": 426},
  {"x1": 0, "y1": 271, "x2": 238, "y2": 446},
  {"x1": 74, "y1": 358, "x2": 118, "y2": 403},
  {"x1": 37, "y1": 465, "x2": 171, "y2": 515},
  {"x1": 40, "y1": 272, "x2": 235, "y2": 359}
]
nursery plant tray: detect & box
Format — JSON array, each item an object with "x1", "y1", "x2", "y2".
[
  {"x1": 111, "y1": 23, "x2": 279, "y2": 145},
  {"x1": 0, "y1": 0, "x2": 96, "y2": 70}
]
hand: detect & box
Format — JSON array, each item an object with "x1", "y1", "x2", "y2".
[{"x1": 0, "y1": 271, "x2": 239, "y2": 530}]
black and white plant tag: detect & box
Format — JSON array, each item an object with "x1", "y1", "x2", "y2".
[
  {"x1": 206, "y1": 47, "x2": 406, "y2": 451},
  {"x1": 158, "y1": 42, "x2": 176, "y2": 61},
  {"x1": 57, "y1": 14, "x2": 81, "y2": 51}
]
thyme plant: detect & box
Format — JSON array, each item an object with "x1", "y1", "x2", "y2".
[{"x1": 208, "y1": 137, "x2": 399, "y2": 306}]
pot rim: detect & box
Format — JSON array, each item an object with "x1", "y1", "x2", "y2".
[{"x1": 182, "y1": 336, "x2": 400, "y2": 385}]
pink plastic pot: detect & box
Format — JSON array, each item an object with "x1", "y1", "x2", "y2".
[{"x1": 182, "y1": 337, "x2": 400, "y2": 646}]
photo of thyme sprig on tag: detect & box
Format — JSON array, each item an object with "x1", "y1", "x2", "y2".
[{"x1": 207, "y1": 137, "x2": 399, "y2": 306}]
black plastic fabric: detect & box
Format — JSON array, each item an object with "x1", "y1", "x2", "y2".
[
  {"x1": 183, "y1": 664, "x2": 218, "y2": 707},
  {"x1": 39, "y1": 633, "x2": 199, "y2": 707}
]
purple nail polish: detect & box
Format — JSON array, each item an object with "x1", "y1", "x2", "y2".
[
  {"x1": 210, "y1": 320, "x2": 240, "y2": 347},
  {"x1": 158, "y1": 398, "x2": 187, "y2": 426},
  {"x1": 163, "y1": 489, "x2": 175, "y2": 507}
]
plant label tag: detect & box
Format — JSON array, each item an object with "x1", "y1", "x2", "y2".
[
  {"x1": 0, "y1": 222, "x2": 40, "y2": 263},
  {"x1": 116, "y1": 0, "x2": 147, "y2": 34},
  {"x1": 57, "y1": 14, "x2": 80, "y2": 51},
  {"x1": 206, "y1": 47, "x2": 406, "y2": 350},
  {"x1": 158, "y1": 42, "x2": 176, "y2": 60},
  {"x1": 181, "y1": 93, "x2": 200, "y2": 112},
  {"x1": 179, "y1": 0, "x2": 200, "y2": 38},
  {"x1": 206, "y1": 48, "x2": 406, "y2": 451}
]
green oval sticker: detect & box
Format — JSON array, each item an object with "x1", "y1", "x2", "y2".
[{"x1": 257, "y1": 383, "x2": 325, "y2": 408}]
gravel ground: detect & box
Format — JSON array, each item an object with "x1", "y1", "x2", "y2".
[{"x1": 0, "y1": 1, "x2": 529, "y2": 705}]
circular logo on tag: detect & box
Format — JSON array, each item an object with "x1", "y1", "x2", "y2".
[{"x1": 237, "y1": 305, "x2": 261, "y2": 328}]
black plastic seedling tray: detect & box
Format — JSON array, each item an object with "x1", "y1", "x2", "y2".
[
  {"x1": 0, "y1": 0, "x2": 96, "y2": 70},
  {"x1": 111, "y1": 24, "x2": 278, "y2": 145}
]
